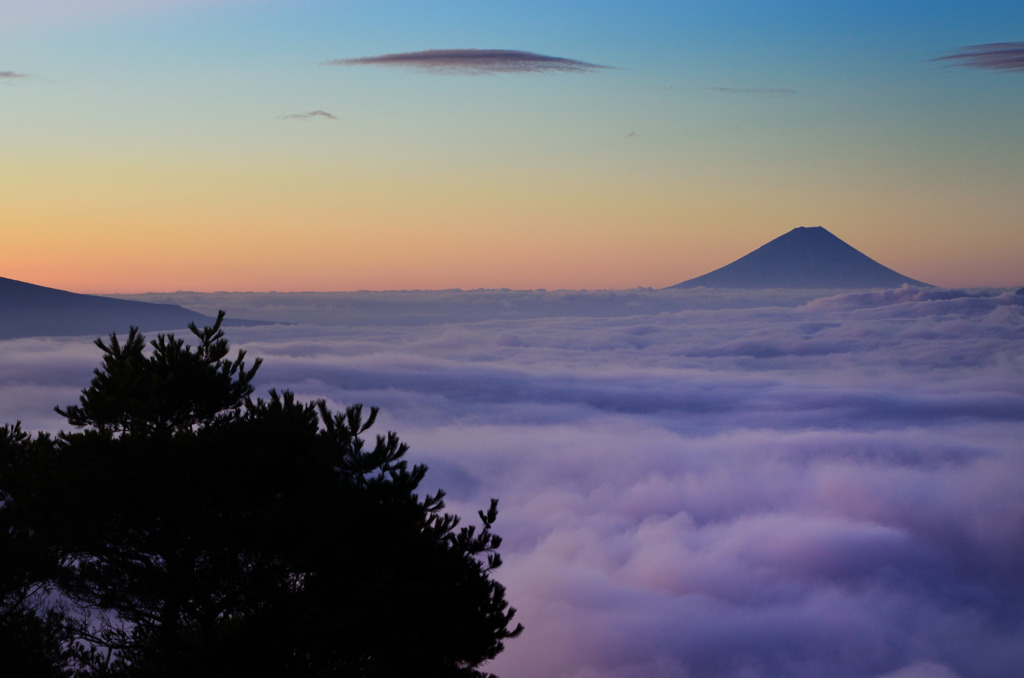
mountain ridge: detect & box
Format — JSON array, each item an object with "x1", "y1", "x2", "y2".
[{"x1": 0, "y1": 276, "x2": 249, "y2": 340}]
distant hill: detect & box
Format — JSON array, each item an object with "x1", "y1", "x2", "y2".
[
  {"x1": 669, "y1": 226, "x2": 933, "y2": 289},
  {"x1": 0, "y1": 276, "x2": 222, "y2": 340}
]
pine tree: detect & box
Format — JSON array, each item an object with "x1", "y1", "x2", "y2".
[{"x1": 0, "y1": 313, "x2": 522, "y2": 677}]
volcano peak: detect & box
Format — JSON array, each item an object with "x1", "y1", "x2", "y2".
[{"x1": 669, "y1": 226, "x2": 932, "y2": 289}]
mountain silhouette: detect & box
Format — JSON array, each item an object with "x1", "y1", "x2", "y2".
[
  {"x1": 669, "y1": 226, "x2": 933, "y2": 289},
  {"x1": 1, "y1": 276, "x2": 231, "y2": 340}
]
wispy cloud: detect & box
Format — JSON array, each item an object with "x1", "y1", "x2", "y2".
[
  {"x1": 278, "y1": 110, "x2": 337, "y2": 121},
  {"x1": 0, "y1": 71, "x2": 28, "y2": 80},
  {"x1": 707, "y1": 87, "x2": 797, "y2": 96},
  {"x1": 323, "y1": 49, "x2": 608, "y2": 75},
  {"x1": 932, "y1": 42, "x2": 1024, "y2": 72}
]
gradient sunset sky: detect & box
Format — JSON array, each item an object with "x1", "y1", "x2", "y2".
[{"x1": 3, "y1": 0, "x2": 1022, "y2": 293}]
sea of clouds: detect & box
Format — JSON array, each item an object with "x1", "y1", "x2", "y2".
[{"x1": 3, "y1": 286, "x2": 1023, "y2": 678}]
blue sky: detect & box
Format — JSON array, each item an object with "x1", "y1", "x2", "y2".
[{"x1": 2, "y1": 0, "x2": 1022, "y2": 292}]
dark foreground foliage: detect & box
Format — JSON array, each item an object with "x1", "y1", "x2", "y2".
[{"x1": 0, "y1": 313, "x2": 521, "y2": 677}]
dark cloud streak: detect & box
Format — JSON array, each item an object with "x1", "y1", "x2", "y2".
[
  {"x1": 1, "y1": 70, "x2": 28, "y2": 80},
  {"x1": 278, "y1": 110, "x2": 337, "y2": 120},
  {"x1": 932, "y1": 42, "x2": 1024, "y2": 72},
  {"x1": 707, "y1": 86, "x2": 797, "y2": 96},
  {"x1": 324, "y1": 48, "x2": 608, "y2": 75}
]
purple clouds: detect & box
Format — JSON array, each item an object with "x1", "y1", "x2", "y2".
[
  {"x1": 324, "y1": 49, "x2": 608, "y2": 75},
  {"x1": 0, "y1": 70, "x2": 27, "y2": 79},
  {"x1": 4, "y1": 287, "x2": 1023, "y2": 677},
  {"x1": 933, "y1": 43, "x2": 1024, "y2": 73}
]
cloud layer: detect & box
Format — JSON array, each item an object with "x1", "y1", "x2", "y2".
[
  {"x1": 3, "y1": 288, "x2": 1023, "y2": 678},
  {"x1": 932, "y1": 43, "x2": 1024, "y2": 72},
  {"x1": 0, "y1": 71, "x2": 27, "y2": 79},
  {"x1": 324, "y1": 49, "x2": 608, "y2": 75}
]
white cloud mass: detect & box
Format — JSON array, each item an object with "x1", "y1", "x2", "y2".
[{"x1": 4, "y1": 287, "x2": 1023, "y2": 678}]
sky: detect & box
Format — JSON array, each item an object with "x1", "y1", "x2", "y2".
[
  {"x1": 3, "y1": 287, "x2": 1023, "y2": 677},
  {"x1": 2, "y1": 0, "x2": 1023, "y2": 292}
]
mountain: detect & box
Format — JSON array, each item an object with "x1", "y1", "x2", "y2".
[
  {"x1": 0, "y1": 276, "x2": 219, "y2": 340},
  {"x1": 669, "y1": 226, "x2": 933, "y2": 289}
]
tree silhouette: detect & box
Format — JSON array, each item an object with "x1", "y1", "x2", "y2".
[
  {"x1": 0, "y1": 313, "x2": 521, "y2": 677},
  {"x1": 0, "y1": 423, "x2": 77, "y2": 677}
]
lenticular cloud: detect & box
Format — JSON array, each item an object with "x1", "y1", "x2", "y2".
[
  {"x1": 4, "y1": 287, "x2": 1023, "y2": 678},
  {"x1": 325, "y1": 48, "x2": 607, "y2": 74},
  {"x1": 933, "y1": 42, "x2": 1024, "y2": 73}
]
